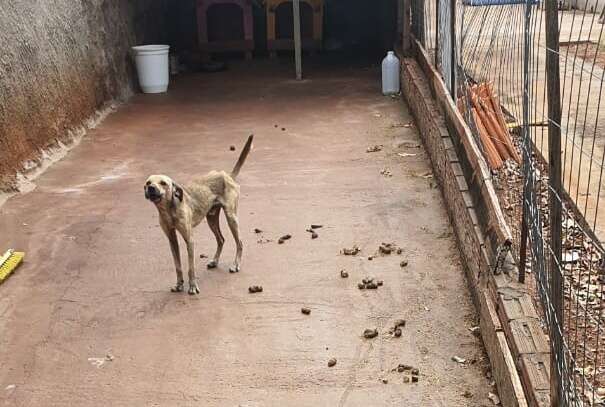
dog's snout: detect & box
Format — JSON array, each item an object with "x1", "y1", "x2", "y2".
[{"x1": 145, "y1": 184, "x2": 161, "y2": 201}]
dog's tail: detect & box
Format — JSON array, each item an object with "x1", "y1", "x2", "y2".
[{"x1": 231, "y1": 135, "x2": 254, "y2": 179}]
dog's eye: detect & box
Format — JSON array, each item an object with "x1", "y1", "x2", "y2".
[
  {"x1": 145, "y1": 181, "x2": 151, "y2": 186},
  {"x1": 160, "y1": 181, "x2": 167, "y2": 186}
]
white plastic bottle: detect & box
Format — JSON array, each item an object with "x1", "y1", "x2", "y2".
[{"x1": 382, "y1": 51, "x2": 400, "y2": 96}]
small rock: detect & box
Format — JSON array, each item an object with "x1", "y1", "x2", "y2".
[
  {"x1": 403, "y1": 376, "x2": 410, "y2": 383},
  {"x1": 254, "y1": 228, "x2": 263, "y2": 234},
  {"x1": 301, "y1": 307, "x2": 311, "y2": 315},
  {"x1": 328, "y1": 358, "x2": 337, "y2": 367},
  {"x1": 342, "y1": 246, "x2": 360, "y2": 256},
  {"x1": 394, "y1": 328, "x2": 402, "y2": 337},
  {"x1": 199, "y1": 254, "x2": 208, "y2": 259},
  {"x1": 394, "y1": 319, "x2": 406, "y2": 328},
  {"x1": 278, "y1": 234, "x2": 292, "y2": 244},
  {"x1": 366, "y1": 282, "x2": 378, "y2": 289},
  {"x1": 368, "y1": 255, "x2": 373, "y2": 260},
  {"x1": 230, "y1": 145, "x2": 236, "y2": 151},
  {"x1": 382, "y1": 378, "x2": 388, "y2": 384},
  {"x1": 488, "y1": 392, "x2": 501, "y2": 405},
  {"x1": 310, "y1": 224, "x2": 323, "y2": 229},
  {"x1": 362, "y1": 277, "x2": 373, "y2": 284},
  {"x1": 379, "y1": 243, "x2": 393, "y2": 255},
  {"x1": 411, "y1": 368, "x2": 419, "y2": 376},
  {"x1": 398, "y1": 364, "x2": 413, "y2": 372},
  {"x1": 377, "y1": 280, "x2": 383, "y2": 286},
  {"x1": 248, "y1": 285, "x2": 263, "y2": 293},
  {"x1": 274, "y1": 124, "x2": 278, "y2": 128},
  {"x1": 105, "y1": 353, "x2": 114, "y2": 362},
  {"x1": 396, "y1": 248, "x2": 403, "y2": 254},
  {"x1": 281, "y1": 127, "x2": 286, "y2": 131},
  {"x1": 366, "y1": 145, "x2": 383, "y2": 153},
  {"x1": 340, "y1": 270, "x2": 349, "y2": 278},
  {"x1": 358, "y1": 283, "x2": 366, "y2": 289},
  {"x1": 452, "y1": 355, "x2": 467, "y2": 364},
  {"x1": 311, "y1": 232, "x2": 318, "y2": 239},
  {"x1": 469, "y1": 326, "x2": 480, "y2": 336},
  {"x1": 411, "y1": 375, "x2": 419, "y2": 383},
  {"x1": 462, "y1": 390, "x2": 473, "y2": 398},
  {"x1": 397, "y1": 365, "x2": 406, "y2": 373},
  {"x1": 400, "y1": 260, "x2": 408, "y2": 267},
  {"x1": 363, "y1": 328, "x2": 379, "y2": 339}
]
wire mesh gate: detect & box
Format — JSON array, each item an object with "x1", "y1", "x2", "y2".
[{"x1": 408, "y1": 0, "x2": 605, "y2": 404}]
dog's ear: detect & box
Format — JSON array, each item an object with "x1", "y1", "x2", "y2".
[{"x1": 172, "y1": 183, "x2": 183, "y2": 202}]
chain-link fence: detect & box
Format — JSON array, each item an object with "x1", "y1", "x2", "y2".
[{"x1": 409, "y1": 0, "x2": 605, "y2": 404}]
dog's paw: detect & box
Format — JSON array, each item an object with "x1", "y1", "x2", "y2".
[
  {"x1": 207, "y1": 260, "x2": 218, "y2": 269},
  {"x1": 171, "y1": 282, "x2": 185, "y2": 293},
  {"x1": 229, "y1": 265, "x2": 240, "y2": 273},
  {"x1": 188, "y1": 282, "x2": 200, "y2": 295}
]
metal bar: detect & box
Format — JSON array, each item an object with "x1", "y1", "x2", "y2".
[
  {"x1": 293, "y1": 0, "x2": 302, "y2": 80},
  {"x1": 450, "y1": 0, "x2": 456, "y2": 96},
  {"x1": 518, "y1": 0, "x2": 532, "y2": 285},
  {"x1": 545, "y1": 0, "x2": 563, "y2": 402}
]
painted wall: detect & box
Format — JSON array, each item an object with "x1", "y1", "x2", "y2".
[{"x1": 0, "y1": 0, "x2": 170, "y2": 190}]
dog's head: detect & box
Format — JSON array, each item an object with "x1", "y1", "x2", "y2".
[{"x1": 144, "y1": 174, "x2": 183, "y2": 206}]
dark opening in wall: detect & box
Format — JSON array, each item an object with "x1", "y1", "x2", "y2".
[
  {"x1": 207, "y1": 4, "x2": 245, "y2": 42},
  {"x1": 275, "y1": 2, "x2": 314, "y2": 39},
  {"x1": 324, "y1": 0, "x2": 398, "y2": 55},
  {"x1": 169, "y1": 0, "x2": 398, "y2": 58}
]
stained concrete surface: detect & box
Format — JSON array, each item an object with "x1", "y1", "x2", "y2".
[
  {"x1": 0, "y1": 0, "x2": 170, "y2": 189},
  {"x1": 0, "y1": 59, "x2": 491, "y2": 406}
]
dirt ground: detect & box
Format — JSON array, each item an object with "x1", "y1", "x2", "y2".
[{"x1": 0, "y1": 59, "x2": 492, "y2": 406}]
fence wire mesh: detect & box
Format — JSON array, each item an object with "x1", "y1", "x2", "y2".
[{"x1": 411, "y1": 0, "x2": 605, "y2": 403}]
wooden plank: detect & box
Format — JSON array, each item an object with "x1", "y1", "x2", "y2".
[
  {"x1": 499, "y1": 293, "x2": 539, "y2": 322},
  {"x1": 520, "y1": 354, "x2": 551, "y2": 407},
  {"x1": 509, "y1": 319, "x2": 551, "y2": 356},
  {"x1": 480, "y1": 290, "x2": 503, "y2": 333},
  {"x1": 480, "y1": 291, "x2": 528, "y2": 407}
]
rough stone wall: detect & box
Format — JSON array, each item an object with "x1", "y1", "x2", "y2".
[{"x1": 0, "y1": 0, "x2": 170, "y2": 190}]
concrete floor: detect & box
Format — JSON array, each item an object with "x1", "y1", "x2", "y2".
[{"x1": 0, "y1": 59, "x2": 491, "y2": 406}]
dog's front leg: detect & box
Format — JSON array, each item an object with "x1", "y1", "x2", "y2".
[
  {"x1": 166, "y1": 228, "x2": 184, "y2": 292},
  {"x1": 182, "y1": 231, "x2": 200, "y2": 295}
]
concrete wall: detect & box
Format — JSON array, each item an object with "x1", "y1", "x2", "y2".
[{"x1": 0, "y1": 0, "x2": 170, "y2": 191}]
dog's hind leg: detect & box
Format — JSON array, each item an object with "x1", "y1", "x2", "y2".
[
  {"x1": 165, "y1": 228, "x2": 184, "y2": 292},
  {"x1": 224, "y1": 211, "x2": 243, "y2": 273},
  {"x1": 206, "y1": 208, "x2": 225, "y2": 269}
]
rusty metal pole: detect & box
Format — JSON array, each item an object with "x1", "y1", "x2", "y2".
[{"x1": 545, "y1": 0, "x2": 563, "y2": 402}]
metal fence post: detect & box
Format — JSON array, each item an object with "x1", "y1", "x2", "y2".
[
  {"x1": 449, "y1": 0, "x2": 456, "y2": 96},
  {"x1": 545, "y1": 0, "x2": 563, "y2": 402},
  {"x1": 435, "y1": 0, "x2": 440, "y2": 67},
  {"x1": 518, "y1": 0, "x2": 533, "y2": 285}
]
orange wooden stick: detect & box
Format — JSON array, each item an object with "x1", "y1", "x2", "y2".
[{"x1": 472, "y1": 108, "x2": 503, "y2": 170}]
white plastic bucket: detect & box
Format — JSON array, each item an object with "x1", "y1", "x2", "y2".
[
  {"x1": 381, "y1": 51, "x2": 400, "y2": 96},
  {"x1": 132, "y1": 45, "x2": 170, "y2": 94}
]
